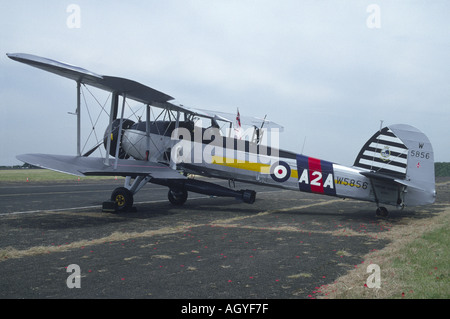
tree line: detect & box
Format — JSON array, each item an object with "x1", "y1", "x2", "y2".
[{"x1": 2, "y1": 162, "x2": 450, "y2": 176}]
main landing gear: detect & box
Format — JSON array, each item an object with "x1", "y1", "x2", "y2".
[
  {"x1": 168, "y1": 188, "x2": 188, "y2": 206},
  {"x1": 103, "y1": 177, "x2": 257, "y2": 213},
  {"x1": 375, "y1": 206, "x2": 389, "y2": 218},
  {"x1": 102, "y1": 187, "x2": 136, "y2": 213},
  {"x1": 103, "y1": 175, "x2": 150, "y2": 213},
  {"x1": 109, "y1": 187, "x2": 189, "y2": 211},
  {"x1": 111, "y1": 187, "x2": 134, "y2": 212},
  {"x1": 104, "y1": 186, "x2": 190, "y2": 213}
]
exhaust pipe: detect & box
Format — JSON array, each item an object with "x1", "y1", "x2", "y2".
[{"x1": 152, "y1": 178, "x2": 256, "y2": 204}]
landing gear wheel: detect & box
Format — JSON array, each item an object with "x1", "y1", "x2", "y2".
[
  {"x1": 111, "y1": 187, "x2": 134, "y2": 212},
  {"x1": 168, "y1": 189, "x2": 188, "y2": 206},
  {"x1": 376, "y1": 206, "x2": 389, "y2": 217}
]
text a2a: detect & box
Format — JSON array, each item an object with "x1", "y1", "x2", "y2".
[{"x1": 298, "y1": 168, "x2": 335, "y2": 190}]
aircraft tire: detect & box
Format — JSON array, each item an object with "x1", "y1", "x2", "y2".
[
  {"x1": 376, "y1": 207, "x2": 389, "y2": 217},
  {"x1": 111, "y1": 187, "x2": 134, "y2": 212},
  {"x1": 168, "y1": 189, "x2": 188, "y2": 206}
]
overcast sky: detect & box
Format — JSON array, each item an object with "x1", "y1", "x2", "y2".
[{"x1": 1, "y1": 0, "x2": 449, "y2": 167}]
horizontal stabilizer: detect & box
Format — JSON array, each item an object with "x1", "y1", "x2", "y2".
[
  {"x1": 359, "y1": 171, "x2": 426, "y2": 192},
  {"x1": 359, "y1": 171, "x2": 396, "y2": 183},
  {"x1": 16, "y1": 154, "x2": 184, "y2": 179}
]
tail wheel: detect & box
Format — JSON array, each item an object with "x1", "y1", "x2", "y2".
[
  {"x1": 111, "y1": 187, "x2": 134, "y2": 212},
  {"x1": 168, "y1": 189, "x2": 188, "y2": 206}
]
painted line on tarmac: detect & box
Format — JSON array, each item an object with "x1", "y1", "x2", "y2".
[
  {"x1": 0, "y1": 190, "x2": 283, "y2": 217},
  {"x1": 0, "y1": 197, "x2": 204, "y2": 217}
]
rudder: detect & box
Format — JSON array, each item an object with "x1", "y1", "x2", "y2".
[
  {"x1": 389, "y1": 124, "x2": 435, "y2": 206},
  {"x1": 354, "y1": 124, "x2": 435, "y2": 206}
]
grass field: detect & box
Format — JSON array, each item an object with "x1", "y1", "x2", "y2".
[
  {"x1": 0, "y1": 169, "x2": 122, "y2": 182},
  {"x1": 319, "y1": 201, "x2": 450, "y2": 299},
  {"x1": 391, "y1": 222, "x2": 449, "y2": 298}
]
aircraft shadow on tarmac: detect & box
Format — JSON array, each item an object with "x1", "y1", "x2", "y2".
[{"x1": 105, "y1": 193, "x2": 441, "y2": 225}]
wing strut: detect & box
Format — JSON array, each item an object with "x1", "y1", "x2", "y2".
[
  {"x1": 113, "y1": 94, "x2": 127, "y2": 169},
  {"x1": 171, "y1": 110, "x2": 181, "y2": 169},
  {"x1": 104, "y1": 92, "x2": 118, "y2": 165},
  {"x1": 146, "y1": 104, "x2": 151, "y2": 161},
  {"x1": 76, "y1": 81, "x2": 81, "y2": 156}
]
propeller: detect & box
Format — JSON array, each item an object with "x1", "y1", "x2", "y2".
[{"x1": 103, "y1": 118, "x2": 135, "y2": 159}]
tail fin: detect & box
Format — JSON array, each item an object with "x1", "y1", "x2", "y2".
[{"x1": 354, "y1": 124, "x2": 435, "y2": 206}]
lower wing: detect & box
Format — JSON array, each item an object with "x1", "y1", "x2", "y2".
[{"x1": 16, "y1": 153, "x2": 184, "y2": 179}]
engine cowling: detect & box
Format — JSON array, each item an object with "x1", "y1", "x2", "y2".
[{"x1": 103, "y1": 118, "x2": 135, "y2": 159}]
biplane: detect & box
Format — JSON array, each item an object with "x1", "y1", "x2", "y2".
[{"x1": 8, "y1": 53, "x2": 436, "y2": 216}]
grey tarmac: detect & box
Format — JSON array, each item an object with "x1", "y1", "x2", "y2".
[{"x1": 0, "y1": 178, "x2": 448, "y2": 299}]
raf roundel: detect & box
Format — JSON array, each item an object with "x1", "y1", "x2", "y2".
[{"x1": 270, "y1": 161, "x2": 291, "y2": 183}]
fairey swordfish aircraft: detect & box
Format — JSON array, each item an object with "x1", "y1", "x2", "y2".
[{"x1": 7, "y1": 53, "x2": 436, "y2": 217}]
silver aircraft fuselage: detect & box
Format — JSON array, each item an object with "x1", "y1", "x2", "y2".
[{"x1": 121, "y1": 121, "x2": 435, "y2": 209}]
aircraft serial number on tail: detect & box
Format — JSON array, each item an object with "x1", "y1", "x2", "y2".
[
  {"x1": 410, "y1": 150, "x2": 431, "y2": 159},
  {"x1": 335, "y1": 177, "x2": 369, "y2": 189}
]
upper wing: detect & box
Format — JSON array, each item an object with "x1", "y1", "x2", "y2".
[
  {"x1": 16, "y1": 153, "x2": 185, "y2": 179},
  {"x1": 8, "y1": 53, "x2": 284, "y2": 130},
  {"x1": 6, "y1": 53, "x2": 104, "y2": 83},
  {"x1": 7, "y1": 53, "x2": 174, "y2": 105},
  {"x1": 192, "y1": 108, "x2": 284, "y2": 131}
]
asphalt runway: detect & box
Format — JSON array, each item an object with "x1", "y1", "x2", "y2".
[
  {"x1": 0, "y1": 179, "x2": 205, "y2": 214},
  {"x1": 0, "y1": 177, "x2": 448, "y2": 301}
]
